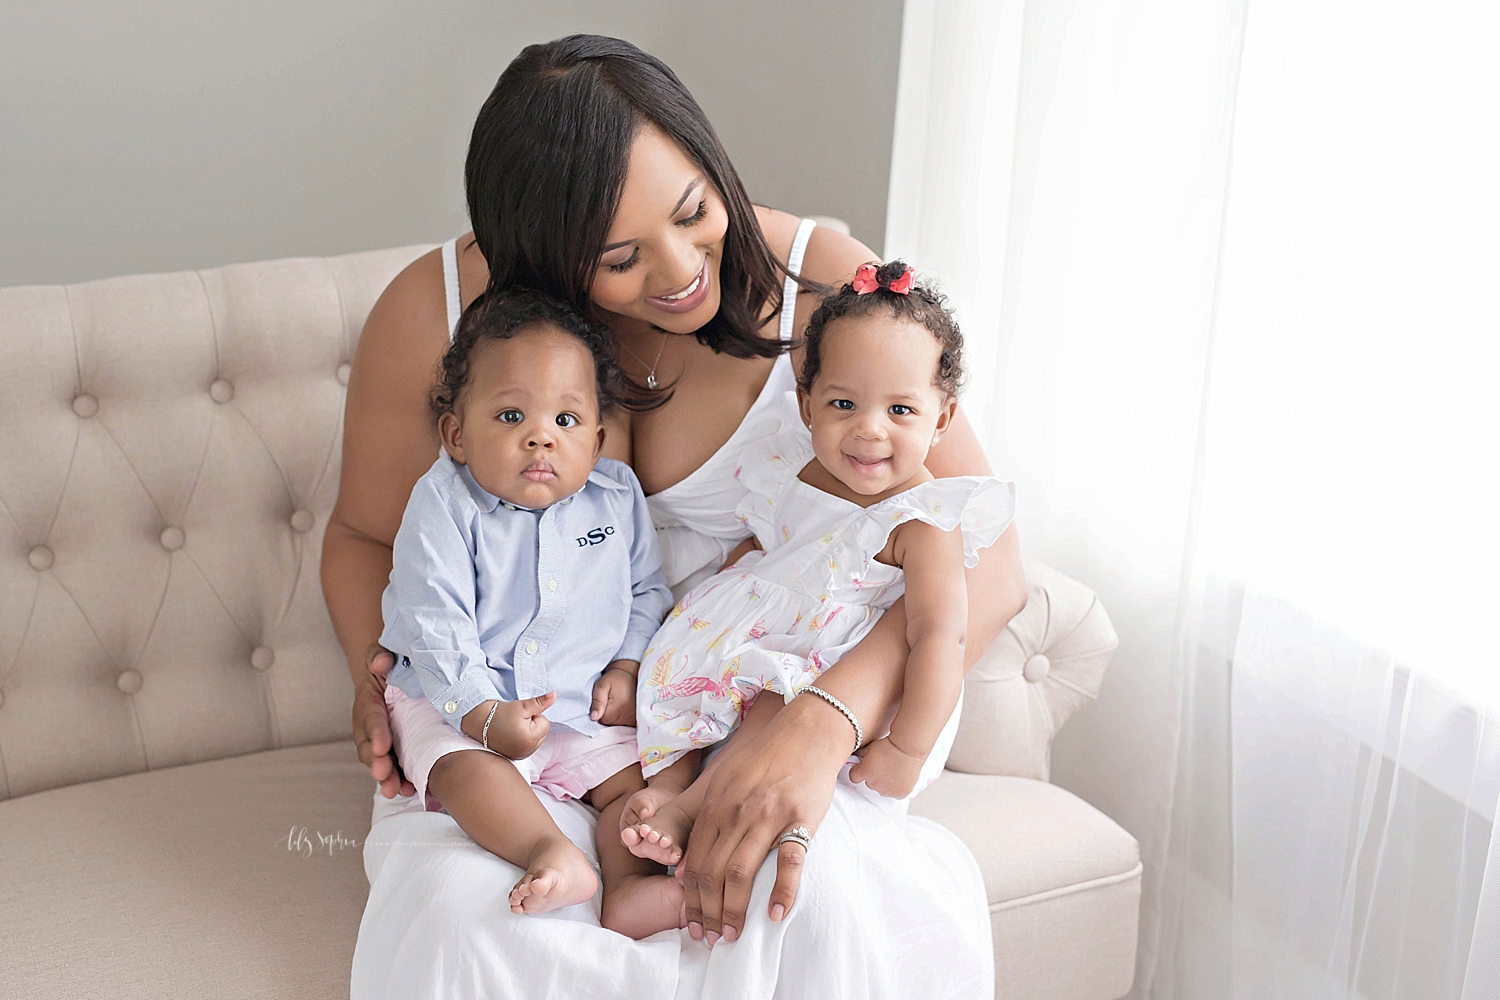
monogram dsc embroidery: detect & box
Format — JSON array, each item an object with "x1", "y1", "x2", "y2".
[{"x1": 575, "y1": 525, "x2": 616, "y2": 547}]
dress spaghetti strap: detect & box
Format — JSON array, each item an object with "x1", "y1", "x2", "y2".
[
  {"x1": 441, "y1": 238, "x2": 461, "y2": 344},
  {"x1": 779, "y1": 218, "x2": 818, "y2": 343}
]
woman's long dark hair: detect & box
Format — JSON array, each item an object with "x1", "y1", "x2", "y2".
[{"x1": 465, "y1": 34, "x2": 792, "y2": 367}]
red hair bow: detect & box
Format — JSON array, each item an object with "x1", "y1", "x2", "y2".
[{"x1": 852, "y1": 262, "x2": 914, "y2": 295}]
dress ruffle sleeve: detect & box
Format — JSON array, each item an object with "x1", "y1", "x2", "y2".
[
  {"x1": 731, "y1": 407, "x2": 815, "y2": 550},
  {"x1": 834, "y1": 476, "x2": 1017, "y2": 580}
]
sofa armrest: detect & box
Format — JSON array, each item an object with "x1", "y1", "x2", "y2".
[{"x1": 946, "y1": 559, "x2": 1118, "y2": 781}]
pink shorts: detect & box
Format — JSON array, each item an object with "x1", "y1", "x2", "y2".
[{"x1": 384, "y1": 685, "x2": 640, "y2": 811}]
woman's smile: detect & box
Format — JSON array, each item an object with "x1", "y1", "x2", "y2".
[{"x1": 645, "y1": 255, "x2": 711, "y2": 314}]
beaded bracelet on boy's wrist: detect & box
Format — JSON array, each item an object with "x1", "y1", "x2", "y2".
[
  {"x1": 801, "y1": 685, "x2": 864, "y2": 754},
  {"x1": 481, "y1": 700, "x2": 500, "y2": 752}
]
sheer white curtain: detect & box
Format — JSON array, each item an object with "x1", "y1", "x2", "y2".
[{"x1": 888, "y1": 1, "x2": 1500, "y2": 997}]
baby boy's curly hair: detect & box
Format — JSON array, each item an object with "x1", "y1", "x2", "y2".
[{"x1": 430, "y1": 288, "x2": 625, "y2": 421}]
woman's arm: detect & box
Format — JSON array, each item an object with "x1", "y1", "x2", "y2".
[
  {"x1": 322, "y1": 250, "x2": 452, "y2": 798},
  {"x1": 678, "y1": 220, "x2": 1028, "y2": 943}
]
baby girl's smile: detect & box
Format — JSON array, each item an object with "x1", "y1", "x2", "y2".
[
  {"x1": 843, "y1": 453, "x2": 890, "y2": 476},
  {"x1": 799, "y1": 314, "x2": 957, "y2": 502}
]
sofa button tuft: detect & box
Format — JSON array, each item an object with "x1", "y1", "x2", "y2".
[
  {"x1": 1023, "y1": 653, "x2": 1051, "y2": 683},
  {"x1": 250, "y1": 646, "x2": 275, "y2": 671},
  {"x1": 337, "y1": 363, "x2": 352, "y2": 386},
  {"x1": 290, "y1": 509, "x2": 315, "y2": 533},
  {"x1": 117, "y1": 669, "x2": 143, "y2": 694},
  {"x1": 160, "y1": 526, "x2": 186, "y2": 551},
  {"x1": 72, "y1": 393, "x2": 99, "y2": 418},
  {"x1": 210, "y1": 379, "x2": 235, "y2": 403},
  {"x1": 28, "y1": 545, "x2": 55, "y2": 571}
]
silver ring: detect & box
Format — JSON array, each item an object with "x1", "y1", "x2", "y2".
[{"x1": 778, "y1": 825, "x2": 812, "y2": 851}]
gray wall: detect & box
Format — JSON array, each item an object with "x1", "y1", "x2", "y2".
[{"x1": 0, "y1": 1, "x2": 900, "y2": 288}]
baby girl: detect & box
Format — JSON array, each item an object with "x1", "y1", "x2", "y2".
[
  {"x1": 378, "y1": 289, "x2": 682, "y2": 939},
  {"x1": 620, "y1": 261, "x2": 1015, "y2": 866}
]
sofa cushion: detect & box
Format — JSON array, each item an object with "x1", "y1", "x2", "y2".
[
  {"x1": 913, "y1": 771, "x2": 1140, "y2": 907},
  {"x1": 0, "y1": 245, "x2": 427, "y2": 800},
  {"x1": 912, "y1": 772, "x2": 1142, "y2": 999},
  {"x1": 0, "y1": 740, "x2": 371, "y2": 1000},
  {"x1": 0, "y1": 748, "x2": 1139, "y2": 1000}
]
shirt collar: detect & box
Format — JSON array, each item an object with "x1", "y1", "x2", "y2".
[
  {"x1": 454, "y1": 460, "x2": 506, "y2": 513},
  {"x1": 454, "y1": 458, "x2": 628, "y2": 514},
  {"x1": 586, "y1": 463, "x2": 632, "y2": 494}
]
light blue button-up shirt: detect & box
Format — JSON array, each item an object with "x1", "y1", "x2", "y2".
[{"x1": 381, "y1": 453, "x2": 672, "y2": 736}]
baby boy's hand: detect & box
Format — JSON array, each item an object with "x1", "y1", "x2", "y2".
[
  {"x1": 464, "y1": 693, "x2": 554, "y2": 760},
  {"x1": 848, "y1": 736, "x2": 925, "y2": 799},
  {"x1": 590, "y1": 661, "x2": 638, "y2": 727}
]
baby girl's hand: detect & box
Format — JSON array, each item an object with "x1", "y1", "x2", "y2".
[
  {"x1": 848, "y1": 736, "x2": 926, "y2": 799},
  {"x1": 465, "y1": 693, "x2": 554, "y2": 760},
  {"x1": 591, "y1": 661, "x2": 638, "y2": 727}
]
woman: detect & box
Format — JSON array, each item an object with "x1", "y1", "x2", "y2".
[{"x1": 326, "y1": 35, "x2": 1025, "y2": 997}]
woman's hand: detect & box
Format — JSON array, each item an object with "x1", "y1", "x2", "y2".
[
  {"x1": 354, "y1": 642, "x2": 414, "y2": 799},
  {"x1": 677, "y1": 694, "x2": 852, "y2": 944}
]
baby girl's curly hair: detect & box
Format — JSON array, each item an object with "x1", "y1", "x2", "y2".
[
  {"x1": 797, "y1": 260, "x2": 964, "y2": 397},
  {"x1": 431, "y1": 288, "x2": 624, "y2": 421}
]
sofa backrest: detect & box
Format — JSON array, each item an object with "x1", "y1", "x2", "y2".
[{"x1": 0, "y1": 245, "x2": 430, "y2": 800}]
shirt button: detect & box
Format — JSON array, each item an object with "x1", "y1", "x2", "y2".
[
  {"x1": 444, "y1": 700, "x2": 459, "y2": 714},
  {"x1": 547, "y1": 580, "x2": 557, "y2": 592},
  {"x1": 525, "y1": 640, "x2": 538, "y2": 655}
]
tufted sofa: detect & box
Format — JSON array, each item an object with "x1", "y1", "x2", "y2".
[{"x1": 0, "y1": 244, "x2": 1140, "y2": 1000}]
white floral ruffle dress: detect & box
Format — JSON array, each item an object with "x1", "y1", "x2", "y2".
[{"x1": 636, "y1": 428, "x2": 1016, "y2": 777}]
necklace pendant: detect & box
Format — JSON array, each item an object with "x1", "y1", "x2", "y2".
[{"x1": 646, "y1": 373, "x2": 658, "y2": 390}]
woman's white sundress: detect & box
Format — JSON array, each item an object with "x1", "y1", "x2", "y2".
[
  {"x1": 638, "y1": 420, "x2": 1015, "y2": 778},
  {"x1": 353, "y1": 222, "x2": 999, "y2": 1000}
]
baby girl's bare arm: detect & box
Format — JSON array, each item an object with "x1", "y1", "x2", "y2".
[
  {"x1": 720, "y1": 536, "x2": 762, "y2": 571},
  {"x1": 885, "y1": 519, "x2": 969, "y2": 759}
]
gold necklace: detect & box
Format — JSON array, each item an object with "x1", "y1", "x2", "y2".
[{"x1": 620, "y1": 330, "x2": 670, "y2": 390}]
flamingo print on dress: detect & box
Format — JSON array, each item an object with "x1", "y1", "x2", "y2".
[
  {"x1": 652, "y1": 656, "x2": 744, "y2": 704},
  {"x1": 807, "y1": 605, "x2": 844, "y2": 635}
]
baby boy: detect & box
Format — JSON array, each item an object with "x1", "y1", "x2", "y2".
[{"x1": 379, "y1": 289, "x2": 682, "y2": 939}]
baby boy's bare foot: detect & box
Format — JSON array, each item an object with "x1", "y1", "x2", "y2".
[
  {"x1": 600, "y1": 872, "x2": 687, "y2": 940},
  {"x1": 509, "y1": 837, "x2": 598, "y2": 915},
  {"x1": 621, "y1": 798, "x2": 694, "y2": 867}
]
